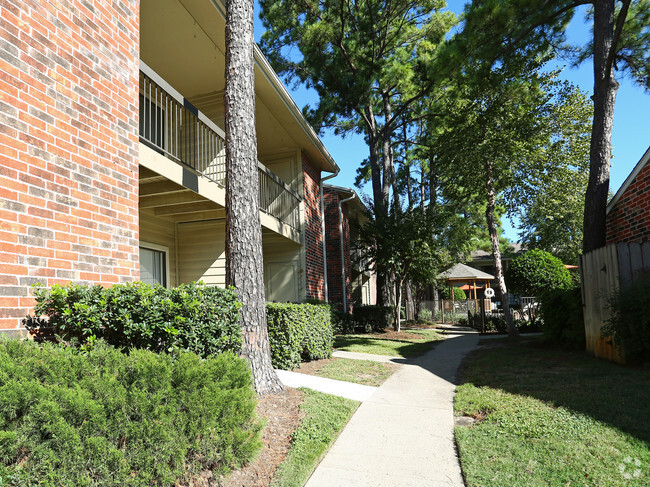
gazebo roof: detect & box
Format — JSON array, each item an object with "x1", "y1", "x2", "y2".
[{"x1": 437, "y1": 263, "x2": 494, "y2": 281}]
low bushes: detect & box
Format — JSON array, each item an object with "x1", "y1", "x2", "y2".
[
  {"x1": 32, "y1": 282, "x2": 242, "y2": 357},
  {"x1": 266, "y1": 303, "x2": 333, "y2": 370},
  {"x1": 352, "y1": 305, "x2": 393, "y2": 332},
  {"x1": 540, "y1": 285, "x2": 585, "y2": 349},
  {"x1": 0, "y1": 340, "x2": 261, "y2": 486}
]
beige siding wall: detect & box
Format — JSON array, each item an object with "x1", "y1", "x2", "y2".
[
  {"x1": 263, "y1": 240, "x2": 302, "y2": 302},
  {"x1": 139, "y1": 212, "x2": 178, "y2": 286},
  {"x1": 177, "y1": 220, "x2": 226, "y2": 286},
  {"x1": 140, "y1": 215, "x2": 304, "y2": 303}
]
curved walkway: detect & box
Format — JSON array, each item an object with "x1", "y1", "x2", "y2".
[{"x1": 303, "y1": 327, "x2": 479, "y2": 487}]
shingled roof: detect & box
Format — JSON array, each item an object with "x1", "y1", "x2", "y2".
[{"x1": 437, "y1": 263, "x2": 494, "y2": 281}]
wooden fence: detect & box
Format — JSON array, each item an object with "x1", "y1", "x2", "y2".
[{"x1": 580, "y1": 241, "x2": 650, "y2": 363}]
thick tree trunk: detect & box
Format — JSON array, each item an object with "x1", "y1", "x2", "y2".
[
  {"x1": 582, "y1": 0, "x2": 619, "y2": 254},
  {"x1": 361, "y1": 106, "x2": 393, "y2": 307},
  {"x1": 484, "y1": 164, "x2": 518, "y2": 337},
  {"x1": 225, "y1": 0, "x2": 283, "y2": 394}
]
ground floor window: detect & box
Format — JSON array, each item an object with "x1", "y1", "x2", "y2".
[{"x1": 140, "y1": 244, "x2": 168, "y2": 287}]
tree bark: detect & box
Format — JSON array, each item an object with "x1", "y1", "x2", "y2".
[
  {"x1": 484, "y1": 163, "x2": 518, "y2": 337},
  {"x1": 225, "y1": 0, "x2": 283, "y2": 394},
  {"x1": 582, "y1": 0, "x2": 619, "y2": 254}
]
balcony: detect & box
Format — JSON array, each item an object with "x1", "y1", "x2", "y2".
[{"x1": 138, "y1": 62, "x2": 301, "y2": 231}]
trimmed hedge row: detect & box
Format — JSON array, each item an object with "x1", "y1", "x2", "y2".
[
  {"x1": 0, "y1": 340, "x2": 261, "y2": 486},
  {"x1": 32, "y1": 282, "x2": 242, "y2": 357},
  {"x1": 266, "y1": 303, "x2": 333, "y2": 370},
  {"x1": 352, "y1": 305, "x2": 393, "y2": 332}
]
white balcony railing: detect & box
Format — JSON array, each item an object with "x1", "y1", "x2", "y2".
[{"x1": 139, "y1": 62, "x2": 301, "y2": 230}]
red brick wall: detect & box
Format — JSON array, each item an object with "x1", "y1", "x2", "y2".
[
  {"x1": 0, "y1": 1, "x2": 140, "y2": 333},
  {"x1": 606, "y1": 162, "x2": 650, "y2": 244},
  {"x1": 324, "y1": 187, "x2": 352, "y2": 312},
  {"x1": 302, "y1": 154, "x2": 324, "y2": 300}
]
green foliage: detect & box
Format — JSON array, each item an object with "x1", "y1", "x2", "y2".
[
  {"x1": 331, "y1": 310, "x2": 356, "y2": 334},
  {"x1": 352, "y1": 305, "x2": 393, "y2": 332},
  {"x1": 440, "y1": 287, "x2": 467, "y2": 300},
  {"x1": 602, "y1": 277, "x2": 650, "y2": 363},
  {"x1": 418, "y1": 308, "x2": 433, "y2": 321},
  {"x1": 32, "y1": 282, "x2": 242, "y2": 357},
  {"x1": 266, "y1": 303, "x2": 333, "y2": 370},
  {"x1": 540, "y1": 285, "x2": 585, "y2": 349},
  {"x1": 505, "y1": 249, "x2": 572, "y2": 296},
  {"x1": 0, "y1": 340, "x2": 261, "y2": 486}
]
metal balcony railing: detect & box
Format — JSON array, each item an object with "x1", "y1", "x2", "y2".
[{"x1": 139, "y1": 62, "x2": 301, "y2": 231}]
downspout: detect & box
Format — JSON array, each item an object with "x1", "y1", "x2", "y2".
[
  {"x1": 339, "y1": 193, "x2": 356, "y2": 313},
  {"x1": 319, "y1": 170, "x2": 339, "y2": 302}
]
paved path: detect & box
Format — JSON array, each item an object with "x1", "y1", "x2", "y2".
[
  {"x1": 275, "y1": 369, "x2": 378, "y2": 402},
  {"x1": 304, "y1": 329, "x2": 479, "y2": 487}
]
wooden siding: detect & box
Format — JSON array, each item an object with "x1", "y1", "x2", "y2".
[
  {"x1": 177, "y1": 220, "x2": 226, "y2": 286},
  {"x1": 580, "y1": 241, "x2": 650, "y2": 363}
]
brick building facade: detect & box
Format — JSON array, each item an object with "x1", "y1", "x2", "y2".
[
  {"x1": 0, "y1": 0, "x2": 343, "y2": 333},
  {"x1": 0, "y1": 1, "x2": 140, "y2": 334},
  {"x1": 323, "y1": 186, "x2": 352, "y2": 311},
  {"x1": 301, "y1": 154, "x2": 325, "y2": 300},
  {"x1": 606, "y1": 147, "x2": 650, "y2": 244}
]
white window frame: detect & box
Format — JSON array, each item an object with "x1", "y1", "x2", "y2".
[{"x1": 139, "y1": 242, "x2": 171, "y2": 288}]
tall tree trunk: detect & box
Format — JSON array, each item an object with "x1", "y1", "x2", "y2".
[
  {"x1": 394, "y1": 278, "x2": 404, "y2": 332},
  {"x1": 484, "y1": 163, "x2": 518, "y2": 337},
  {"x1": 361, "y1": 105, "x2": 392, "y2": 306},
  {"x1": 404, "y1": 124, "x2": 414, "y2": 208},
  {"x1": 582, "y1": 0, "x2": 619, "y2": 254},
  {"x1": 420, "y1": 161, "x2": 426, "y2": 214},
  {"x1": 381, "y1": 90, "x2": 396, "y2": 209},
  {"x1": 225, "y1": 0, "x2": 283, "y2": 394}
]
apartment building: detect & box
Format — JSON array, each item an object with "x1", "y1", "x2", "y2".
[{"x1": 0, "y1": 0, "x2": 339, "y2": 335}]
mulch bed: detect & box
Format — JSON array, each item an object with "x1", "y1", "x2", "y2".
[{"x1": 215, "y1": 388, "x2": 304, "y2": 487}]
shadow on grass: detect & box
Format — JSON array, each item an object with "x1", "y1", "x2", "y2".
[
  {"x1": 458, "y1": 338, "x2": 650, "y2": 445},
  {"x1": 333, "y1": 336, "x2": 438, "y2": 358}
]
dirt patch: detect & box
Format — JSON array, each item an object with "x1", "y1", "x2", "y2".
[
  {"x1": 215, "y1": 388, "x2": 304, "y2": 487},
  {"x1": 295, "y1": 357, "x2": 337, "y2": 375}
]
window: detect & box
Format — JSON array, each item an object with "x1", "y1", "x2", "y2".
[{"x1": 140, "y1": 245, "x2": 168, "y2": 287}]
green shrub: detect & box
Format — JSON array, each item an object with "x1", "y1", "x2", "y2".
[
  {"x1": 0, "y1": 340, "x2": 261, "y2": 486},
  {"x1": 266, "y1": 303, "x2": 333, "y2": 370},
  {"x1": 331, "y1": 310, "x2": 356, "y2": 334},
  {"x1": 32, "y1": 282, "x2": 242, "y2": 357},
  {"x1": 506, "y1": 249, "x2": 572, "y2": 296},
  {"x1": 540, "y1": 285, "x2": 585, "y2": 349},
  {"x1": 352, "y1": 305, "x2": 393, "y2": 332},
  {"x1": 418, "y1": 308, "x2": 433, "y2": 321},
  {"x1": 601, "y1": 277, "x2": 650, "y2": 363},
  {"x1": 440, "y1": 287, "x2": 467, "y2": 300}
]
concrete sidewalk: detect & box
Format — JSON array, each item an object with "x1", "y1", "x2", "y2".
[
  {"x1": 275, "y1": 369, "x2": 378, "y2": 402},
  {"x1": 304, "y1": 330, "x2": 479, "y2": 487}
]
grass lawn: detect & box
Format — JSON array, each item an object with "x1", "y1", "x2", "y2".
[
  {"x1": 270, "y1": 389, "x2": 359, "y2": 487},
  {"x1": 306, "y1": 358, "x2": 397, "y2": 386},
  {"x1": 455, "y1": 338, "x2": 650, "y2": 486},
  {"x1": 334, "y1": 328, "x2": 444, "y2": 358}
]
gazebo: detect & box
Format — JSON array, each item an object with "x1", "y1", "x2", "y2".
[{"x1": 437, "y1": 263, "x2": 495, "y2": 300}]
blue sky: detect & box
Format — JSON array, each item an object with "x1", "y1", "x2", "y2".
[{"x1": 254, "y1": 2, "x2": 650, "y2": 241}]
